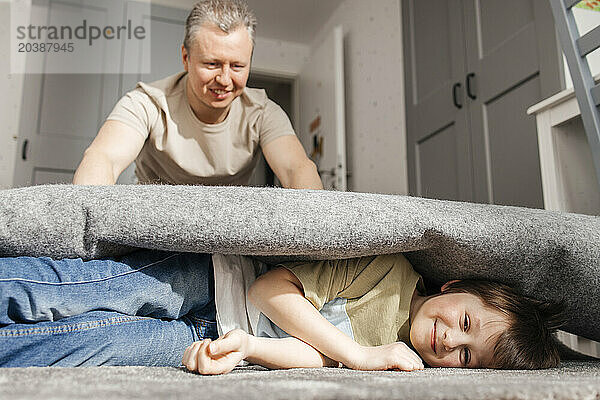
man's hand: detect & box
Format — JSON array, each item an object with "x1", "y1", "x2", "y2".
[
  {"x1": 346, "y1": 342, "x2": 424, "y2": 371},
  {"x1": 262, "y1": 135, "x2": 323, "y2": 189},
  {"x1": 182, "y1": 329, "x2": 250, "y2": 375}
]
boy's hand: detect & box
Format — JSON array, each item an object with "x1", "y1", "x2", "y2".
[
  {"x1": 182, "y1": 329, "x2": 251, "y2": 375},
  {"x1": 346, "y1": 342, "x2": 424, "y2": 371}
]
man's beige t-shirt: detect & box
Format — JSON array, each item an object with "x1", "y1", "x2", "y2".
[
  {"x1": 107, "y1": 72, "x2": 295, "y2": 185},
  {"x1": 281, "y1": 254, "x2": 422, "y2": 347}
]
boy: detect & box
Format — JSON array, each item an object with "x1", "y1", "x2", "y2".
[
  {"x1": 0, "y1": 250, "x2": 562, "y2": 370},
  {"x1": 183, "y1": 254, "x2": 563, "y2": 373}
]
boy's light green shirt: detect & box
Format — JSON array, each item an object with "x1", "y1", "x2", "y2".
[{"x1": 282, "y1": 253, "x2": 422, "y2": 347}]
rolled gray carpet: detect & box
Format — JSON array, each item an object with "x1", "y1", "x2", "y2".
[{"x1": 0, "y1": 184, "x2": 598, "y2": 343}]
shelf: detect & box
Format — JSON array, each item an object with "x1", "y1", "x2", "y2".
[{"x1": 527, "y1": 76, "x2": 600, "y2": 216}]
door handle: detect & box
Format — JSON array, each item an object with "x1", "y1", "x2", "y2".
[
  {"x1": 452, "y1": 82, "x2": 463, "y2": 109},
  {"x1": 21, "y1": 139, "x2": 29, "y2": 161},
  {"x1": 466, "y1": 72, "x2": 477, "y2": 100}
]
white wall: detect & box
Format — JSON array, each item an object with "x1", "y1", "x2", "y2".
[
  {"x1": 0, "y1": 1, "x2": 23, "y2": 189},
  {"x1": 307, "y1": 0, "x2": 407, "y2": 195},
  {"x1": 252, "y1": 37, "x2": 309, "y2": 77},
  {"x1": 564, "y1": 7, "x2": 600, "y2": 88},
  {"x1": 147, "y1": 0, "x2": 191, "y2": 10}
]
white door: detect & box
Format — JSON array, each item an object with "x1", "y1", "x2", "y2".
[
  {"x1": 298, "y1": 25, "x2": 346, "y2": 191},
  {"x1": 13, "y1": 1, "x2": 186, "y2": 187},
  {"x1": 119, "y1": 4, "x2": 187, "y2": 95},
  {"x1": 116, "y1": 4, "x2": 188, "y2": 184},
  {"x1": 12, "y1": 0, "x2": 123, "y2": 187}
]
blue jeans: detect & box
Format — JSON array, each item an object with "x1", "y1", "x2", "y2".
[{"x1": 0, "y1": 249, "x2": 217, "y2": 367}]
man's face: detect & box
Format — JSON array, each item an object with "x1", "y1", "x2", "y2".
[
  {"x1": 182, "y1": 23, "x2": 253, "y2": 123},
  {"x1": 410, "y1": 291, "x2": 508, "y2": 368}
]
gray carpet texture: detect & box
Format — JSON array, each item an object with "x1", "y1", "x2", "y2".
[
  {"x1": 1, "y1": 184, "x2": 600, "y2": 399},
  {"x1": 2, "y1": 362, "x2": 600, "y2": 400},
  {"x1": 0, "y1": 184, "x2": 598, "y2": 342}
]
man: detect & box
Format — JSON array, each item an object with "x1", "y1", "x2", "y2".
[{"x1": 73, "y1": 0, "x2": 322, "y2": 189}]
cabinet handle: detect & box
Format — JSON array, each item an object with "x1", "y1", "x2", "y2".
[
  {"x1": 466, "y1": 72, "x2": 477, "y2": 100},
  {"x1": 452, "y1": 83, "x2": 463, "y2": 109},
  {"x1": 21, "y1": 139, "x2": 29, "y2": 161}
]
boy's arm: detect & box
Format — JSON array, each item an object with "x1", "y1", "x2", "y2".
[
  {"x1": 182, "y1": 329, "x2": 337, "y2": 375},
  {"x1": 247, "y1": 267, "x2": 424, "y2": 371},
  {"x1": 248, "y1": 336, "x2": 338, "y2": 369}
]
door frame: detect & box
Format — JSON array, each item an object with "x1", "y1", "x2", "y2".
[
  {"x1": 247, "y1": 69, "x2": 297, "y2": 186},
  {"x1": 250, "y1": 67, "x2": 300, "y2": 134}
]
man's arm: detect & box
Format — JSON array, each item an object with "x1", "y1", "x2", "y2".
[
  {"x1": 73, "y1": 120, "x2": 145, "y2": 185},
  {"x1": 247, "y1": 267, "x2": 424, "y2": 371},
  {"x1": 261, "y1": 135, "x2": 323, "y2": 190}
]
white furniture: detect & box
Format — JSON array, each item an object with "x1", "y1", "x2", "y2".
[
  {"x1": 528, "y1": 76, "x2": 600, "y2": 216},
  {"x1": 548, "y1": 0, "x2": 600, "y2": 191},
  {"x1": 528, "y1": 77, "x2": 600, "y2": 357}
]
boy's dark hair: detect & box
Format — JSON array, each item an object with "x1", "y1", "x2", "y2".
[{"x1": 442, "y1": 280, "x2": 564, "y2": 369}]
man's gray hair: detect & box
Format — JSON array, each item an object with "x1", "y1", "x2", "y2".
[{"x1": 184, "y1": 0, "x2": 257, "y2": 51}]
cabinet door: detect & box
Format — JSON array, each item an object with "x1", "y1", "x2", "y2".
[
  {"x1": 403, "y1": 0, "x2": 473, "y2": 201},
  {"x1": 463, "y1": 0, "x2": 563, "y2": 207}
]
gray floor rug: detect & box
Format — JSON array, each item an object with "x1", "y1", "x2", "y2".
[{"x1": 2, "y1": 362, "x2": 600, "y2": 400}]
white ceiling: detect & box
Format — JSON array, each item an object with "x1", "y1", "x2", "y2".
[{"x1": 151, "y1": 0, "x2": 344, "y2": 44}]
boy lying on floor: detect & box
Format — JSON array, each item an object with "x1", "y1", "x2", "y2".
[{"x1": 0, "y1": 250, "x2": 562, "y2": 370}]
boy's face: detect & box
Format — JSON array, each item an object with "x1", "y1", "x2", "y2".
[{"x1": 410, "y1": 291, "x2": 508, "y2": 368}]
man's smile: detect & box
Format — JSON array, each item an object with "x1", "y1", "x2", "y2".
[{"x1": 209, "y1": 88, "x2": 232, "y2": 99}]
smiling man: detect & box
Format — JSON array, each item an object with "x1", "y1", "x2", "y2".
[{"x1": 73, "y1": 0, "x2": 322, "y2": 189}]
